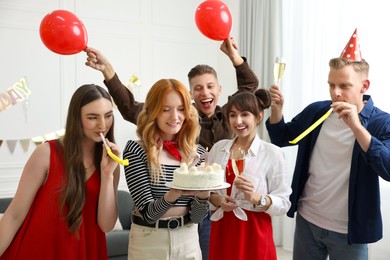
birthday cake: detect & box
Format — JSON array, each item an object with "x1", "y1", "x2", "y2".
[{"x1": 173, "y1": 162, "x2": 224, "y2": 188}]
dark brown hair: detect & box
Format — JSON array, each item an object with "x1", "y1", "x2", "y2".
[
  {"x1": 226, "y1": 89, "x2": 271, "y2": 123},
  {"x1": 61, "y1": 84, "x2": 115, "y2": 235},
  {"x1": 187, "y1": 64, "x2": 218, "y2": 81}
]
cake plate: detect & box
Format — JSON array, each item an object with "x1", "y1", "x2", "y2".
[{"x1": 165, "y1": 182, "x2": 230, "y2": 191}]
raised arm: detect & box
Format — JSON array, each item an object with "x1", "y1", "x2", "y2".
[
  {"x1": 84, "y1": 47, "x2": 143, "y2": 124},
  {"x1": 97, "y1": 139, "x2": 120, "y2": 232},
  {"x1": 220, "y1": 37, "x2": 259, "y2": 94},
  {"x1": 269, "y1": 85, "x2": 284, "y2": 124}
]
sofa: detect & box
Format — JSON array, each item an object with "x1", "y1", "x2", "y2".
[
  {"x1": 107, "y1": 189, "x2": 134, "y2": 259},
  {"x1": 0, "y1": 190, "x2": 134, "y2": 260},
  {"x1": 0, "y1": 197, "x2": 12, "y2": 214}
]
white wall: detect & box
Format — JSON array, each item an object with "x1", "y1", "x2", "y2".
[{"x1": 0, "y1": 0, "x2": 240, "y2": 196}]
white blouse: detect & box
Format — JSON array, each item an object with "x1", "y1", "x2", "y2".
[{"x1": 208, "y1": 135, "x2": 292, "y2": 216}]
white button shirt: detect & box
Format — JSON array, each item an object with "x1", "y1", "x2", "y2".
[{"x1": 208, "y1": 135, "x2": 292, "y2": 216}]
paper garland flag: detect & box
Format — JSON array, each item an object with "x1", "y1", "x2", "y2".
[
  {"x1": 0, "y1": 128, "x2": 66, "y2": 154},
  {"x1": 31, "y1": 136, "x2": 45, "y2": 146},
  {"x1": 19, "y1": 139, "x2": 31, "y2": 152},
  {"x1": 6, "y1": 140, "x2": 17, "y2": 154},
  {"x1": 56, "y1": 129, "x2": 65, "y2": 137}
]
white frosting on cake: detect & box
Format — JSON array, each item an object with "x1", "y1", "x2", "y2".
[{"x1": 173, "y1": 162, "x2": 224, "y2": 188}]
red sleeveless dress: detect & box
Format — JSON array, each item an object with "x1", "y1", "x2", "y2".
[
  {"x1": 209, "y1": 159, "x2": 276, "y2": 260},
  {"x1": 1, "y1": 140, "x2": 107, "y2": 260}
]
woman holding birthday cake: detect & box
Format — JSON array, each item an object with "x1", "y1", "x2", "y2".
[{"x1": 122, "y1": 78, "x2": 209, "y2": 260}]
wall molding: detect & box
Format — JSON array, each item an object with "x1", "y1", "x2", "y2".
[{"x1": 0, "y1": 163, "x2": 24, "y2": 198}]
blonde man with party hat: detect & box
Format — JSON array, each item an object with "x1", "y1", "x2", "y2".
[{"x1": 266, "y1": 29, "x2": 390, "y2": 260}]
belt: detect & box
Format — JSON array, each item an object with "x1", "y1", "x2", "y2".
[{"x1": 132, "y1": 213, "x2": 191, "y2": 230}]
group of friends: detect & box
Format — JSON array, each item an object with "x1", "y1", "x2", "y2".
[{"x1": 0, "y1": 31, "x2": 389, "y2": 260}]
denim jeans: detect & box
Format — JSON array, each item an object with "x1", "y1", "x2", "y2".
[
  {"x1": 198, "y1": 211, "x2": 211, "y2": 260},
  {"x1": 293, "y1": 213, "x2": 368, "y2": 260}
]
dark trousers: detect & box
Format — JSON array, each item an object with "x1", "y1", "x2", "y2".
[{"x1": 198, "y1": 211, "x2": 211, "y2": 260}]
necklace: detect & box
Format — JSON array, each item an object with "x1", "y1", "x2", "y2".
[
  {"x1": 230, "y1": 143, "x2": 249, "y2": 159},
  {"x1": 233, "y1": 142, "x2": 250, "y2": 150}
]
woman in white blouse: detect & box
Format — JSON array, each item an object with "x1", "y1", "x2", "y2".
[{"x1": 208, "y1": 89, "x2": 292, "y2": 260}]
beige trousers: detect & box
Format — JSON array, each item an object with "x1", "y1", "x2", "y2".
[{"x1": 128, "y1": 222, "x2": 201, "y2": 260}]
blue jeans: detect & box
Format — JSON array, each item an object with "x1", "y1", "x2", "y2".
[
  {"x1": 198, "y1": 211, "x2": 211, "y2": 260},
  {"x1": 294, "y1": 213, "x2": 368, "y2": 260}
]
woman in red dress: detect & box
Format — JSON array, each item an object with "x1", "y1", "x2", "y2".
[
  {"x1": 0, "y1": 84, "x2": 120, "y2": 259},
  {"x1": 208, "y1": 90, "x2": 292, "y2": 260}
]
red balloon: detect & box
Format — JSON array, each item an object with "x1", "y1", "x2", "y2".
[
  {"x1": 195, "y1": 0, "x2": 232, "y2": 41},
  {"x1": 39, "y1": 10, "x2": 88, "y2": 55}
]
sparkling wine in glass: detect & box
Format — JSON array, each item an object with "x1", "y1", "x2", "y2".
[
  {"x1": 232, "y1": 147, "x2": 245, "y2": 176},
  {"x1": 273, "y1": 57, "x2": 286, "y2": 85},
  {"x1": 231, "y1": 147, "x2": 248, "y2": 221}
]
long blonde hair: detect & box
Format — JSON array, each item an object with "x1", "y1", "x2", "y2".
[{"x1": 136, "y1": 79, "x2": 200, "y2": 182}]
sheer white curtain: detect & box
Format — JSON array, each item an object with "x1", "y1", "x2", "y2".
[
  {"x1": 239, "y1": 0, "x2": 283, "y2": 88},
  {"x1": 239, "y1": 0, "x2": 289, "y2": 248},
  {"x1": 239, "y1": 0, "x2": 283, "y2": 142},
  {"x1": 240, "y1": 0, "x2": 390, "y2": 257}
]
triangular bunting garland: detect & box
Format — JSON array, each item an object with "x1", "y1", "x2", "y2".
[
  {"x1": 32, "y1": 136, "x2": 45, "y2": 146},
  {"x1": 19, "y1": 139, "x2": 31, "y2": 152},
  {"x1": 6, "y1": 140, "x2": 17, "y2": 154}
]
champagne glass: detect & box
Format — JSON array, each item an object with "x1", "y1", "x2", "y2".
[
  {"x1": 231, "y1": 147, "x2": 248, "y2": 221},
  {"x1": 232, "y1": 147, "x2": 245, "y2": 176},
  {"x1": 273, "y1": 57, "x2": 286, "y2": 85}
]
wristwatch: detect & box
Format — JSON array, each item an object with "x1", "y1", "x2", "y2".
[{"x1": 258, "y1": 195, "x2": 267, "y2": 208}]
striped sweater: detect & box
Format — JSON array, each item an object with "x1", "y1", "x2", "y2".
[{"x1": 123, "y1": 140, "x2": 208, "y2": 224}]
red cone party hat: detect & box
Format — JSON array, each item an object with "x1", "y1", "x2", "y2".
[{"x1": 340, "y1": 28, "x2": 362, "y2": 61}]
